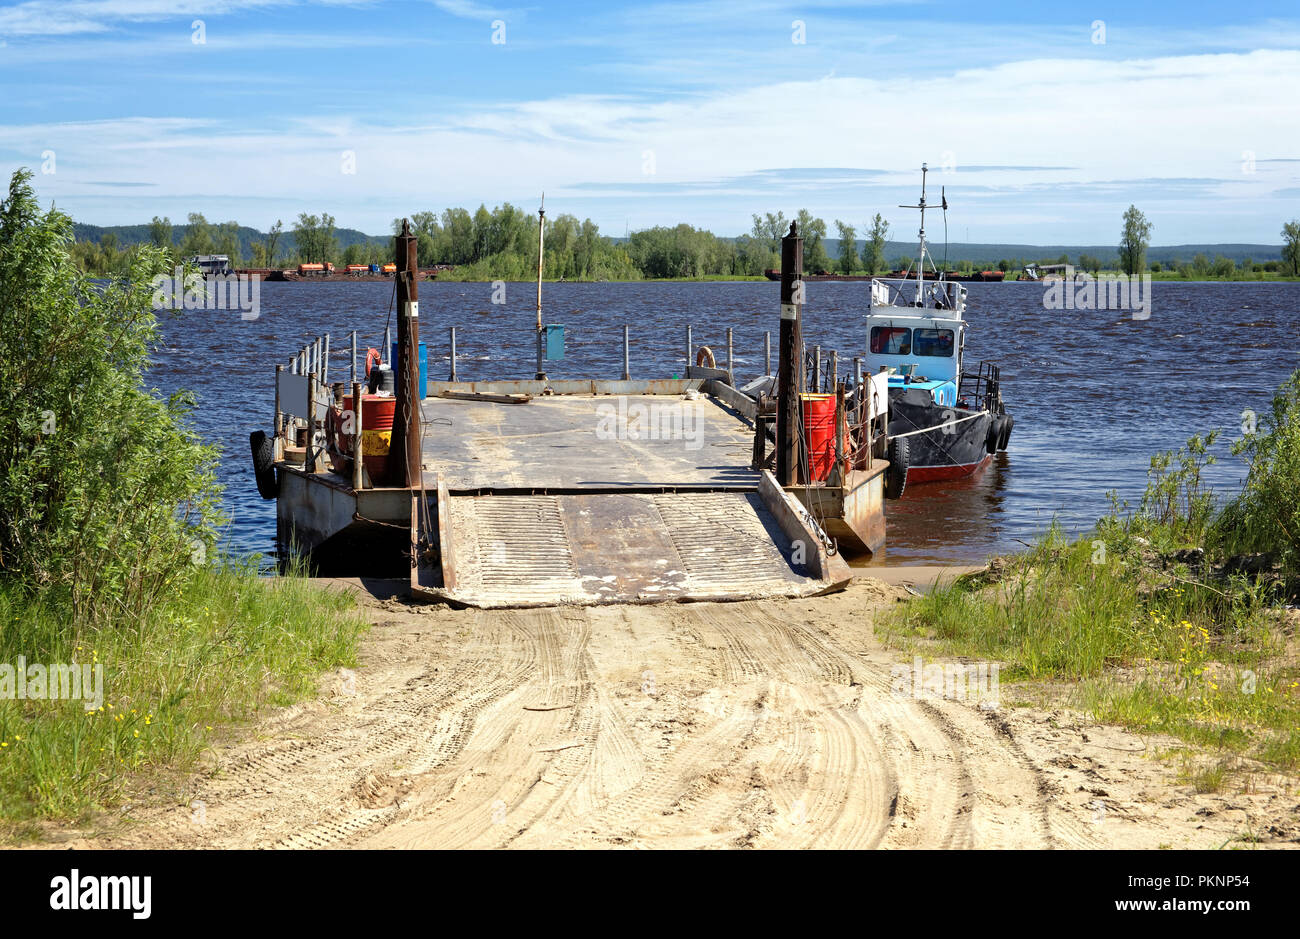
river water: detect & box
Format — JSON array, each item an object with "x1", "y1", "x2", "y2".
[{"x1": 151, "y1": 279, "x2": 1300, "y2": 568}]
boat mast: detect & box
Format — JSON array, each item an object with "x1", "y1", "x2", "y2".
[{"x1": 899, "y1": 164, "x2": 929, "y2": 305}]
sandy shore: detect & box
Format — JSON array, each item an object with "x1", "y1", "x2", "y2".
[{"x1": 48, "y1": 575, "x2": 1299, "y2": 850}]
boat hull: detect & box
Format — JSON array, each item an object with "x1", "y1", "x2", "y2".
[{"x1": 888, "y1": 388, "x2": 995, "y2": 486}]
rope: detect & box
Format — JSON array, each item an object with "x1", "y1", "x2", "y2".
[{"x1": 889, "y1": 409, "x2": 985, "y2": 440}]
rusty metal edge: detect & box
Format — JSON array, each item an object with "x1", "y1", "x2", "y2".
[{"x1": 757, "y1": 469, "x2": 852, "y2": 591}]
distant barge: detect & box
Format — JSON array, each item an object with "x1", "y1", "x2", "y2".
[{"x1": 236, "y1": 264, "x2": 454, "y2": 283}]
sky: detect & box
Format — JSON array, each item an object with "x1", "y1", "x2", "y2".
[{"x1": 1, "y1": 0, "x2": 1298, "y2": 243}]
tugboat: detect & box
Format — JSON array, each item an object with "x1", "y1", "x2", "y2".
[{"x1": 866, "y1": 164, "x2": 1012, "y2": 498}]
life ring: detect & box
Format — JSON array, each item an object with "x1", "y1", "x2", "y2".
[
  {"x1": 696, "y1": 346, "x2": 716, "y2": 368},
  {"x1": 365, "y1": 347, "x2": 382, "y2": 377}
]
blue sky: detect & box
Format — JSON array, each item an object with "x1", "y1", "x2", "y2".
[{"x1": 2, "y1": 0, "x2": 1298, "y2": 242}]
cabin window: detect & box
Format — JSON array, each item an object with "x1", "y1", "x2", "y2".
[
  {"x1": 870, "y1": 326, "x2": 910, "y2": 355},
  {"x1": 913, "y1": 328, "x2": 955, "y2": 357}
]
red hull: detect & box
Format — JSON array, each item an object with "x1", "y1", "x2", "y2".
[{"x1": 904, "y1": 452, "x2": 992, "y2": 484}]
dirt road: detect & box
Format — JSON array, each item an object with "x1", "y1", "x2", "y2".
[{"x1": 71, "y1": 580, "x2": 1299, "y2": 849}]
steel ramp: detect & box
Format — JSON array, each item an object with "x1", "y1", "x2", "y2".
[{"x1": 413, "y1": 487, "x2": 848, "y2": 608}]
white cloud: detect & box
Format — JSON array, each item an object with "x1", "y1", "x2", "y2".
[
  {"x1": 0, "y1": 0, "x2": 377, "y2": 36},
  {"x1": 4, "y1": 49, "x2": 1298, "y2": 241}
]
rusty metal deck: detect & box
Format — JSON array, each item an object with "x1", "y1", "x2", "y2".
[
  {"x1": 418, "y1": 393, "x2": 758, "y2": 491},
  {"x1": 401, "y1": 390, "x2": 853, "y2": 606},
  {"x1": 432, "y1": 490, "x2": 825, "y2": 607}
]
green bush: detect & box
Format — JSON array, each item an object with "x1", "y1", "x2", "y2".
[
  {"x1": 1212, "y1": 371, "x2": 1300, "y2": 570},
  {"x1": 0, "y1": 169, "x2": 222, "y2": 623},
  {"x1": 0, "y1": 169, "x2": 366, "y2": 827}
]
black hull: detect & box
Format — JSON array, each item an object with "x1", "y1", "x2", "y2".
[{"x1": 888, "y1": 389, "x2": 996, "y2": 484}]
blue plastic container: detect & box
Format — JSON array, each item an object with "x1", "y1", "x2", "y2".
[{"x1": 391, "y1": 341, "x2": 428, "y2": 399}]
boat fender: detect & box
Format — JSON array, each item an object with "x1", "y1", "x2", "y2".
[
  {"x1": 249, "y1": 430, "x2": 278, "y2": 500},
  {"x1": 986, "y1": 415, "x2": 1002, "y2": 454},
  {"x1": 365, "y1": 347, "x2": 382, "y2": 377},
  {"x1": 695, "y1": 346, "x2": 716, "y2": 369},
  {"x1": 884, "y1": 436, "x2": 909, "y2": 500},
  {"x1": 998, "y1": 413, "x2": 1014, "y2": 451}
]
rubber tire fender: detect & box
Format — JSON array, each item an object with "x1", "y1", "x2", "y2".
[
  {"x1": 250, "y1": 430, "x2": 278, "y2": 500},
  {"x1": 986, "y1": 415, "x2": 1002, "y2": 454},
  {"x1": 884, "y1": 435, "x2": 909, "y2": 500},
  {"x1": 998, "y1": 413, "x2": 1014, "y2": 451}
]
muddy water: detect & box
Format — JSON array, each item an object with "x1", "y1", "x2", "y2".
[{"x1": 151, "y1": 279, "x2": 1300, "y2": 566}]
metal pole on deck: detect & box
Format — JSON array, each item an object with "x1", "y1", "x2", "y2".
[
  {"x1": 813, "y1": 346, "x2": 821, "y2": 394},
  {"x1": 727, "y1": 327, "x2": 734, "y2": 385},
  {"x1": 535, "y1": 195, "x2": 547, "y2": 381},
  {"x1": 776, "y1": 222, "x2": 804, "y2": 486},
  {"x1": 623, "y1": 325, "x2": 630, "y2": 381},
  {"x1": 322, "y1": 333, "x2": 330, "y2": 385},
  {"x1": 390, "y1": 219, "x2": 421, "y2": 488},
  {"x1": 830, "y1": 350, "x2": 838, "y2": 393},
  {"x1": 765, "y1": 331, "x2": 771, "y2": 376},
  {"x1": 351, "y1": 380, "x2": 363, "y2": 491},
  {"x1": 384, "y1": 326, "x2": 391, "y2": 364},
  {"x1": 274, "y1": 364, "x2": 283, "y2": 440},
  {"x1": 835, "y1": 380, "x2": 846, "y2": 475},
  {"x1": 350, "y1": 330, "x2": 357, "y2": 388},
  {"x1": 306, "y1": 367, "x2": 316, "y2": 473},
  {"x1": 686, "y1": 325, "x2": 693, "y2": 374},
  {"x1": 449, "y1": 326, "x2": 457, "y2": 381}
]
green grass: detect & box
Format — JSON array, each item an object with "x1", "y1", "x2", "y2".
[
  {"x1": 878, "y1": 526, "x2": 1300, "y2": 774},
  {"x1": 0, "y1": 558, "x2": 366, "y2": 830}
]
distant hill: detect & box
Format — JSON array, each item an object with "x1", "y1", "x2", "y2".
[{"x1": 821, "y1": 240, "x2": 1283, "y2": 266}]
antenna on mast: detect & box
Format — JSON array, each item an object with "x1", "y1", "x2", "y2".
[{"x1": 898, "y1": 164, "x2": 930, "y2": 303}]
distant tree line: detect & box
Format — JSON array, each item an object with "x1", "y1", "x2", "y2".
[{"x1": 62, "y1": 203, "x2": 1300, "y2": 282}]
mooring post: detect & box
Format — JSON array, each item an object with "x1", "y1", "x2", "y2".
[
  {"x1": 390, "y1": 218, "x2": 422, "y2": 488},
  {"x1": 351, "y1": 380, "x2": 363, "y2": 491},
  {"x1": 623, "y1": 325, "x2": 631, "y2": 381},
  {"x1": 765, "y1": 331, "x2": 771, "y2": 376},
  {"x1": 350, "y1": 330, "x2": 357, "y2": 388},
  {"x1": 727, "y1": 327, "x2": 734, "y2": 385},
  {"x1": 686, "y1": 325, "x2": 693, "y2": 375},
  {"x1": 449, "y1": 326, "x2": 458, "y2": 382},
  {"x1": 776, "y1": 222, "x2": 804, "y2": 487},
  {"x1": 534, "y1": 196, "x2": 547, "y2": 381}
]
